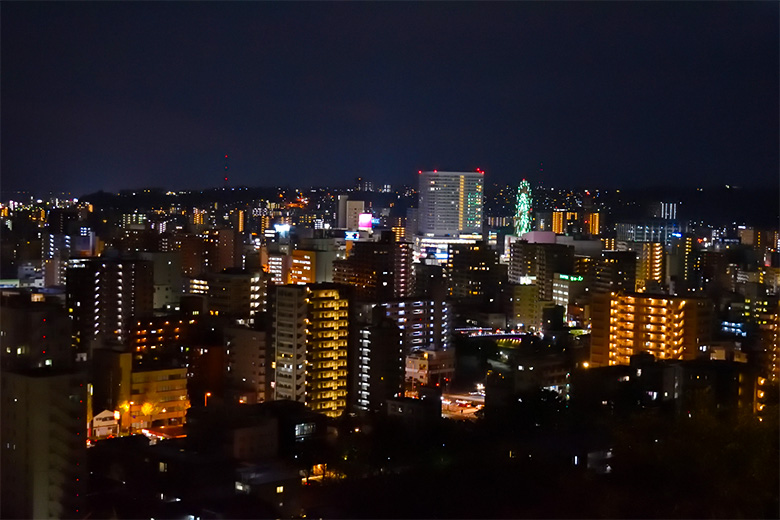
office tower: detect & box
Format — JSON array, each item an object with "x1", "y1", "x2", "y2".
[
  {"x1": 514, "y1": 180, "x2": 533, "y2": 236},
  {"x1": 290, "y1": 250, "x2": 317, "y2": 285},
  {"x1": 66, "y1": 257, "x2": 154, "y2": 353},
  {"x1": 273, "y1": 284, "x2": 349, "y2": 417},
  {"x1": 1, "y1": 289, "x2": 73, "y2": 370},
  {"x1": 552, "y1": 273, "x2": 586, "y2": 309},
  {"x1": 593, "y1": 250, "x2": 637, "y2": 294},
  {"x1": 267, "y1": 252, "x2": 292, "y2": 285},
  {"x1": 1, "y1": 369, "x2": 87, "y2": 519},
  {"x1": 353, "y1": 305, "x2": 404, "y2": 413},
  {"x1": 417, "y1": 171, "x2": 483, "y2": 237},
  {"x1": 333, "y1": 233, "x2": 412, "y2": 301},
  {"x1": 447, "y1": 241, "x2": 503, "y2": 306},
  {"x1": 590, "y1": 292, "x2": 713, "y2": 367},
  {"x1": 225, "y1": 325, "x2": 272, "y2": 404},
  {"x1": 615, "y1": 220, "x2": 682, "y2": 247}
]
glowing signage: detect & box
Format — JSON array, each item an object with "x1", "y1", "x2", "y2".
[{"x1": 358, "y1": 213, "x2": 373, "y2": 230}]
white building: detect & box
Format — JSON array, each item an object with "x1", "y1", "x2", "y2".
[{"x1": 417, "y1": 171, "x2": 483, "y2": 238}]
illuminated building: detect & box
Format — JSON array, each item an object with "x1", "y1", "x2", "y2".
[
  {"x1": 507, "y1": 279, "x2": 541, "y2": 330},
  {"x1": 128, "y1": 365, "x2": 189, "y2": 428},
  {"x1": 345, "y1": 200, "x2": 365, "y2": 231},
  {"x1": 447, "y1": 241, "x2": 503, "y2": 306},
  {"x1": 514, "y1": 180, "x2": 532, "y2": 236},
  {"x1": 129, "y1": 315, "x2": 187, "y2": 356},
  {"x1": 593, "y1": 251, "x2": 637, "y2": 294},
  {"x1": 551, "y1": 211, "x2": 579, "y2": 235},
  {"x1": 380, "y1": 296, "x2": 452, "y2": 352},
  {"x1": 290, "y1": 250, "x2": 317, "y2": 285},
  {"x1": 552, "y1": 272, "x2": 586, "y2": 309},
  {"x1": 0, "y1": 369, "x2": 87, "y2": 518},
  {"x1": 160, "y1": 232, "x2": 206, "y2": 277},
  {"x1": 208, "y1": 269, "x2": 268, "y2": 322},
  {"x1": 590, "y1": 292, "x2": 713, "y2": 367},
  {"x1": 353, "y1": 305, "x2": 404, "y2": 413},
  {"x1": 273, "y1": 284, "x2": 349, "y2": 417},
  {"x1": 584, "y1": 212, "x2": 600, "y2": 236},
  {"x1": 552, "y1": 210, "x2": 565, "y2": 235},
  {"x1": 417, "y1": 170, "x2": 483, "y2": 237},
  {"x1": 333, "y1": 233, "x2": 411, "y2": 301},
  {"x1": 615, "y1": 241, "x2": 665, "y2": 291},
  {"x1": 509, "y1": 241, "x2": 574, "y2": 301},
  {"x1": 668, "y1": 234, "x2": 699, "y2": 293},
  {"x1": 652, "y1": 201, "x2": 677, "y2": 220},
  {"x1": 203, "y1": 228, "x2": 239, "y2": 274},
  {"x1": 615, "y1": 220, "x2": 681, "y2": 247},
  {"x1": 66, "y1": 257, "x2": 154, "y2": 353},
  {"x1": 267, "y1": 253, "x2": 291, "y2": 285},
  {"x1": 42, "y1": 233, "x2": 71, "y2": 287},
  {"x1": 405, "y1": 348, "x2": 455, "y2": 390}
]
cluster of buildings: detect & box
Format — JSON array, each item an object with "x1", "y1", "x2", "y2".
[{"x1": 0, "y1": 172, "x2": 777, "y2": 517}]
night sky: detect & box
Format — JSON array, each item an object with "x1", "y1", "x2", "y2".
[{"x1": 2, "y1": 2, "x2": 778, "y2": 195}]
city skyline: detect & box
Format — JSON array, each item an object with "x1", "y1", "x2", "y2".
[{"x1": 2, "y1": 2, "x2": 778, "y2": 195}]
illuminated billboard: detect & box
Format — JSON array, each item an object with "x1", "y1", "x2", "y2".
[{"x1": 358, "y1": 213, "x2": 373, "y2": 230}]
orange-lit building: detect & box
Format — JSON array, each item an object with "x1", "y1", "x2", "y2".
[
  {"x1": 290, "y1": 250, "x2": 316, "y2": 285},
  {"x1": 590, "y1": 292, "x2": 713, "y2": 367}
]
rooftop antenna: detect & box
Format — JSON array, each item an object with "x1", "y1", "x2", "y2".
[{"x1": 223, "y1": 154, "x2": 229, "y2": 188}]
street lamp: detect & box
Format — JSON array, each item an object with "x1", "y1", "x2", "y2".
[{"x1": 204, "y1": 392, "x2": 211, "y2": 407}]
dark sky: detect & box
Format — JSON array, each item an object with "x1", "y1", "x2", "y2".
[{"x1": 2, "y1": 2, "x2": 778, "y2": 195}]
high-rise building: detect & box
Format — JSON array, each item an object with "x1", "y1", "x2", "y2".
[
  {"x1": 273, "y1": 284, "x2": 349, "y2": 417},
  {"x1": 615, "y1": 220, "x2": 682, "y2": 247},
  {"x1": 66, "y1": 257, "x2": 154, "y2": 353},
  {"x1": 1, "y1": 368, "x2": 87, "y2": 519},
  {"x1": 1, "y1": 289, "x2": 73, "y2": 370},
  {"x1": 593, "y1": 250, "x2": 637, "y2": 294},
  {"x1": 333, "y1": 233, "x2": 412, "y2": 301},
  {"x1": 617, "y1": 241, "x2": 665, "y2": 292},
  {"x1": 225, "y1": 325, "x2": 272, "y2": 404},
  {"x1": 353, "y1": 305, "x2": 404, "y2": 413},
  {"x1": 208, "y1": 269, "x2": 267, "y2": 322},
  {"x1": 447, "y1": 242, "x2": 503, "y2": 307},
  {"x1": 506, "y1": 280, "x2": 541, "y2": 330},
  {"x1": 417, "y1": 171, "x2": 483, "y2": 237},
  {"x1": 590, "y1": 292, "x2": 713, "y2": 367}
]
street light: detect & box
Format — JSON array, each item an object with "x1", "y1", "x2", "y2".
[{"x1": 205, "y1": 392, "x2": 211, "y2": 407}]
